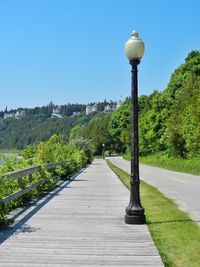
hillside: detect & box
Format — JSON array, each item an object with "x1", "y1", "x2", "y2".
[
  {"x1": 0, "y1": 101, "x2": 117, "y2": 149},
  {"x1": 108, "y1": 50, "x2": 200, "y2": 158}
]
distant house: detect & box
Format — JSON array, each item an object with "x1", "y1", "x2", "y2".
[
  {"x1": 104, "y1": 104, "x2": 116, "y2": 112},
  {"x1": 72, "y1": 111, "x2": 81, "y2": 116},
  {"x1": 15, "y1": 110, "x2": 26, "y2": 119},
  {"x1": 51, "y1": 107, "x2": 62, "y2": 118},
  {"x1": 103, "y1": 100, "x2": 123, "y2": 113},
  {"x1": 86, "y1": 104, "x2": 97, "y2": 115},
  {"x1": 4, "y1": 113, "x2": 16, "y2": 119},
  {"x1": 104, "y1": 103, "x2": 120, "y2": 113}
]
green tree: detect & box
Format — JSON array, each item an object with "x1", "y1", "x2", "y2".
[
  {"x1": 108, "y1": 99, "x2": 131, "y2": 153},
  {"x1": 83, "y1": 113, "x2": 112, "y2": 155}
]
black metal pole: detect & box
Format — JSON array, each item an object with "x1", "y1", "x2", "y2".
[
  {"x1": 125, "y1": 59, "x2": 146, "y2": 224},
  {"x1": 102, "y1": 145, "x2": 105, "y2": 159}
]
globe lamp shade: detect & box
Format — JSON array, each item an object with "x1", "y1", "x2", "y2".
[{"x1": 124, "y1": 31, "x2": 144, "y2": 61}]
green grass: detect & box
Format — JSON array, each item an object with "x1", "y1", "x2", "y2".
[
  {"x1": 106, "y1": 159, "x2": 200, "y2": 267},
  {"x1": 124, "y1": 152, "x2": 200, "y2": 176}
]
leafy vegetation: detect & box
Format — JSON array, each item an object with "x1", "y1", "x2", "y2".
[
  {"x1": 69, "y1": 112, "x2": 113, "y2": 155},
  {"x1": 108, "y1": 99, "x2": 131, "y2": 153},
  {"x1": 108, "y1": 51, "x2": 200, "y2": 162},
  {"x1": 107, "y1": 160, "x2": 200, "y2": 267},
  {"x1": 0, "y1": 134, "x2": 91, "y2": 228}
]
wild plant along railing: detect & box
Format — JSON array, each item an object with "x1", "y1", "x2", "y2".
[
  {"x1": 0, "y1": 134, "x2": 90, "y2": 228},
  {"x1": 0, "y1": 162, "x2": 65, "y2": 206}
]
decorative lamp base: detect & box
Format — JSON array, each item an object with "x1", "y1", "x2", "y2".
[{"x1": 125, "y1": 214, "x2": 146, "y2": 225}]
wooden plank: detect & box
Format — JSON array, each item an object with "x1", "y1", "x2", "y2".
[
  {"x1": 0, "y1": 162, "x2": 65, "y2": 206},
  {"x1": 2, "y1": 162, "x2": 64, "y2": 181},
  {"x1": 2, "y1": 165, "x2": 41, "y2": 180},
  {"x1": 0, "y1": 180, "x2": 45, "y2": 205}
]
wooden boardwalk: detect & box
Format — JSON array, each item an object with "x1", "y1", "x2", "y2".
[{"x1": 0, "y1": 159, "x2": 164, "y2": 266}]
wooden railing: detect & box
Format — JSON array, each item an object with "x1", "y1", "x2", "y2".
[{"x1": 0, "y1": 162, "x2": 65, "y2": 206}]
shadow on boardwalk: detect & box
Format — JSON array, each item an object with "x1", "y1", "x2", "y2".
[{"x1": 0, "y1": 171, "x2": 82, "y2": 245}]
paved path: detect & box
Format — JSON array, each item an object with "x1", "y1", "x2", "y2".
[
  {"x1": 0, "y1": 159, "x2": 163, "y2": 266},
  {"x1": 108, "y1": 156, "x2": 200, "y2": 223}
]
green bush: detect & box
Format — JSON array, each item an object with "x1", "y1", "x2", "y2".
[{"x1": 0, "y1": 134, "x2": 90, "y2": 228}]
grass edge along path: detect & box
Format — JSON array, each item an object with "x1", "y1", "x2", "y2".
[
  {"x1": 124, "y1": 152, "x2": 200, "y2": 176},
  {"x1": 106, "y1": 159, "x2": 200, "y2": 267}
]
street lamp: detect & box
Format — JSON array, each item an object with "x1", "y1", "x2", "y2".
[
  {"x1": 102, "y1": 143, "x2": 105, "y2": 159},
  {"x1": 124, "y1": 31, "x2": 146, "y2": 224}
]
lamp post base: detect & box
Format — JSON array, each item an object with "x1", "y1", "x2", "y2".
[{"x1": 125, "y1": 214, "x2": 146, "y2": 224}]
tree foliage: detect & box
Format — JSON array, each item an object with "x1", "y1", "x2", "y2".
[
  {"x1": 109, "y1": 50, "x2": 200, "y2": 158},
  {"x1": 69, "y1": 113, "x2": 112, "y2": 155},
  {"x1": 108, "y1": 99, "x2": 131, "y2": 153}
]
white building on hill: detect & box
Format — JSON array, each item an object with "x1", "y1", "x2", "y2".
[
  {"x1": 72, "y1": 111, "x2": 81, "y2": 116},
  {"x1": 4, "y1": 113, "x2": 16, "y2": 119},
  {"x1": 86, "y1": 104, "x2": 97, "y2": 115},
  {"x1": 15, "y1": 110, "x2": 26, "y2": 119},
  {"x1": 51, "y1": 108, "x2": 62, "y2": 118}
]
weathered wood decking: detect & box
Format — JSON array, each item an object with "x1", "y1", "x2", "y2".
[{"x1": 0, "y1": 159, "x2": 164, "y2": 266}]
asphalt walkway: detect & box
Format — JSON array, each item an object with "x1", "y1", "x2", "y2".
[
  {"x1": 0, "y1": 159, "x2": 163, "y2": 266},
  {"x1": 108, "y1": 156, "x2": 200, "y2": 224}
]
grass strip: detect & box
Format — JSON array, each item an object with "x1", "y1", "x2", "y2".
[
  {"x1": 124, "y1": 152, "x2": 200, "y2": 176},
  {"x1": 106, "y1": 159, "x2": 200, "y2": 267},
  {"x1": 140, "y1": 154, "x2": 200, "y2": 176}
]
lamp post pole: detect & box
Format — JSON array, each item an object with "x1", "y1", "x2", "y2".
[
  {"x1": 124, "y1": 31, "x2": 146, "y2": 224},
  {"x1": 102, "y1": 143, "x2": 105, "y2": 159}
]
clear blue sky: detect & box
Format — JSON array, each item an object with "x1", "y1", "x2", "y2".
[{"x1": 0, "y1": 0, "x2": 199, "y2": 110}]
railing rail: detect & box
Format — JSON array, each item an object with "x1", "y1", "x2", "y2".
[{"x1": 0, "y1": 162, "x2": 65, "y2": 206}]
